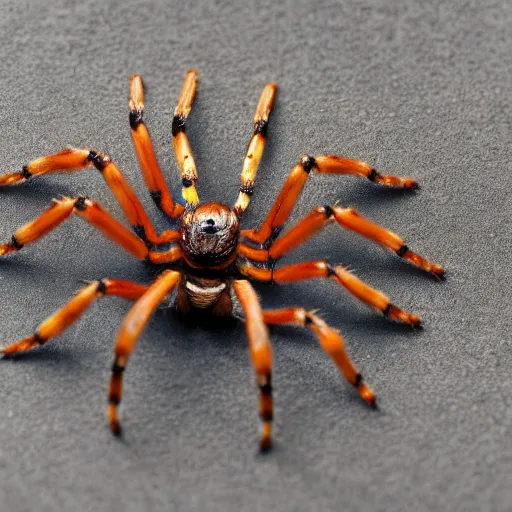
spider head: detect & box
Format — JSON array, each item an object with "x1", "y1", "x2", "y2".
[{"x1": 180, "y1": 202, "x2": 239, "y2": 268}]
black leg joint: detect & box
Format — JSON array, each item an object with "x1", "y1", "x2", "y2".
[
  {"x1": 33, "y1": 332, "x2": 45, "y2": 345},
  {"x1": 10, "y1": 235, "x2": 23, "y2": 250},
  {"x1": 172, "y1": 114, "x2": 186, "y2": 137},
  {"x1": 240, "y1": 184, "x2": 255, "y2": 196},
  {"x1": 353, "y1": 373, "x2": 362, "y2": 388},
  {"x1": 86, "y1": 151, "x2": 110, "y2": 172},
  {"x1": 323, "y1": 205, "x2": 334, "y2": 218},
  {"x1": 97, "y1": 279, "x2": 107, "y2": 295},
  {"x1": 304, "y1": 313, "x2": 314, "y2": 326},
  {"x1": 182, "y1": 177, "x2": 193, "y2": 188},
  {"x1": 111, "y1": 361, "x2": 125, "y2": 375},
  {"x1": 254, "y1": 118, "x2": 268, "y2": 137},
  {"x1": 326, "y1": 263, "x2": 337, "y2": 277},
  {"x1": 259, "y1": 383, "x2": 273, "y2": 396},
  {"x1": 150, "y1": 190, "x2": 162, "y2": 209},
  {"x1": 109, "y1": 395, "x2": 121, "y2": 406},
  {"x1": 397, "y1": 244, "x2": 409, "y2": 257},
  {"x1": 21, "y1": 165, "x2": 32, "y2": 180},
  {"x1": 260, "y1": 411, "x2": 274, "y2": 422},
  {"x1": 382, "y1": 303, "x2": 392, "y2": 317},
  {"x1": 301, "y1": 155, "x2": 317, "y2": 174},
  {"x1": 129, "y1": 109, "x2": 143, "y2": 130},
  {"x1": 262, "y1": 226, "x2": 282, "y2": 250},
  {"x1": 74, "y1": 196, "x2": 88, "y2": 211},
  {"x1": 367, "y1": 169, "x2": 378, "y2": 182}
]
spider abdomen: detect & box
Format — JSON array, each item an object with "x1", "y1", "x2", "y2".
[{"x1": 176, "y1": 275, "x2": 233, "y2": 315}]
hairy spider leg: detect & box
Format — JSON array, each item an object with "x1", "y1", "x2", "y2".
[
  {"x1": 0, "y1": 148, "x2": 179, "y2": 246},
  {"x1": 0, "y1": 280, "x2": 149, "y2": 356},
  {"x1": 239, "y1": 205, "x2": 444, "y2": 279},
  {"x1": 262, "y1": 308, "x2": 375, "y2": 407},
  {"x1": 172, "y1": 69, "x2": 200, "y2": 205},
  {"x1": 241, "y1": 154, "x2": 418, "y2": 247},
  {"x1": 0, "y1": 196, "x2": 183, "y2": 264},
  {"x1": 234, "y1": 82, "x2": 277, "y2": 215},
  {"x1": 233, "y1": 280, "x2": 274, "y2": 452},
  {"x1": 129, "y1": 75, "x2": 185, "y2": 218},
  {"x1": 108, "y1": 270, "x2": 181, "y2": 436},
  {"x1": 240, "y1": 261, "x2": 421, "y2": 327}
]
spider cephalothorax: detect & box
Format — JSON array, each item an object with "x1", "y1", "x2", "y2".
[
  {"x1": 0, "y1": 69, "x2": 444, "y2": 452},
  {"x1": 180, "y1": 202, "x2": 239, "y2": 269}
]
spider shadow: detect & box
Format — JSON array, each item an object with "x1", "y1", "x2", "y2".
[
  {"x1": 1, "y1": 344, "x2": 85, "y2": 369},
  {"x1": 151, "y1": 306, "x2": 243, "y2": 355},
  {"x1": 0, "y1": 180, "x2": 78, "y2": 201}
]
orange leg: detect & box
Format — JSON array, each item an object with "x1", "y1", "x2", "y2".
[
  {"x1": 233, "y1": 82, "x2": 277, "y2": 215},
  {"x1": 240, "y1": 261, "x2": 421, "y2": 327},
  {"x1": 233, "y1": 280, "x2": 274, "y2": 452},
  {"x1": 263, "y1": 308, "x2": 376, "y2": 407},
  {"x1": 241, "y1": 154, "x2": 418, "y2": 246},
  {"x1": 0, "y1": 196, "x2": 182, "y2": 264},
  {"x1": 0, "y1": 279, "x2": 148, "y2": 356},
  {"x1": 0, "y1": 148, "x2": 178, "y2": 245},
  {"x1": 172, "y1": 69, "x2": 200, "y2": 205},
  {"x1": 129, "y1": 75, "x2": 184, "y2": 218},
  {"x1": 108, "y1": 270, "x2": 181, "y2": 436},
  {"x1": 240, "y1": 205, "x2": 444, "y2": 279}
]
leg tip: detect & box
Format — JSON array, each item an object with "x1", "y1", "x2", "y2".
[
  {"x1": 431, "y1": 266, "x2": 446, "y2": 281},
  {"x1": 259, "y1": 437, "x2": 272, "y2": 453},
  {"x1": 110, "y1": 421, "x2": 122, "y2": 438},
  {"x1": 412, "y1": 319, "x2": 423, "y2": 330},
  {"x1": 408, "y1": 180, "x2": 420, "y2": 191},
  {"x1": 359, "y1": 384, "x2": 377, "y2": 409}
]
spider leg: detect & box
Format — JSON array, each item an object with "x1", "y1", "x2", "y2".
[
  {"x1": 239, "y1": 205, "x2": 444, "y2": 278},
  {"x1": 233, "y1": 280, "x2": 273, "y2": 452},
  {"x1": 129, "y1": 75, "x2": 184, "y2": 218},
  {"x1": 0, "y1": 196, "x2": 183, "y2": 264},
  {"x1": 241, "y1": 154, "x2": 418, "y2": 246},
  {"x1": 234, "y1": 82, "x2": 277, "y2": 215},
  {"x1": 0, "y1": 279, "x2": 148, "y2": 356},
  {"x1": 172, "y1": 69, "x2": 200, "y2": 205},
  {"x1": 0, "y1": 148, "x2": 178, "y2": 245},
  {"x1": 108, "y1": 270, "x2": 181, "y2": 436},
  {"x1": 239, "y1": 261, "x2": 421, "y2": 327},
  {"x1": 263, "y1": 308, "x2": 375, "y2": 407}
]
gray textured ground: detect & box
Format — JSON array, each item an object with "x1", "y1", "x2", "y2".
[{"x1": 0, "y1": 1, "x2": 510, "y2": 511}]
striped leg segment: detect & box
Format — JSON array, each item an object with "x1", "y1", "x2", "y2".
[
  {"x1": 0, "y1": 197, "x2": 150, "y2": 260},
  {"x1": 240, "y1": 261, "x2": 421, "y2": 327},
  {"x1": 233, "y1": 280, "x2": 274, "y2": 452},
  {"x1": 262, "y1": 308, "x2": 376, "y2": 407},
  {"x1": 0, "y1": 148, "x2": 178, "y2": 245},
  {"x1": 234, "y1": 82, "x2": 277, "y2": 215},
  {"x1": 108, "y1": 270, "x2": 181, "y2": 436},
  {"x1": 129, "y1": 75, "x2": 184, "y2": 218},
  {"x1": 240, "y1": 205, "x2": 444, "y2": 278},
  {"x1": 172, "y1": 69, "x2": 199, "y2": 205},
  {"x1": 241, "y1": 154, "x2": 418, "y2": 246},
  {"x1": 0, "y1": 280, "x2": 148, "y2": 356}
]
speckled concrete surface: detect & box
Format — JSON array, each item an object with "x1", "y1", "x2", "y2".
[{"x1": 0, "y1": 1, "x2": 510, "y2": 511}]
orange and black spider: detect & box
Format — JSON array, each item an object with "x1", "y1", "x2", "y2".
[{"x1": 0, "y1": 70, "x2": 444, "y2": 452}]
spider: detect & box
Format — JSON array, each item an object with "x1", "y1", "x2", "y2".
[{"x1": 0, "y1": 70, "x2": 444, "y2": 452}]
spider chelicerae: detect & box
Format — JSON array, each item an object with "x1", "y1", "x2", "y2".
[{"x1": 0, "y1": 70, "x2": 444, "y2": 451}]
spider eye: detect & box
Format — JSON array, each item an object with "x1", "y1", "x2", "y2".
[{"x1": 206, "y1": 218, "x2": 215, "y2": 226}]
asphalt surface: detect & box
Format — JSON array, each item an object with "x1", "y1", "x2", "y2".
[{"x1": 0, "y1": 1, "x2": 510, "y2": 511}]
